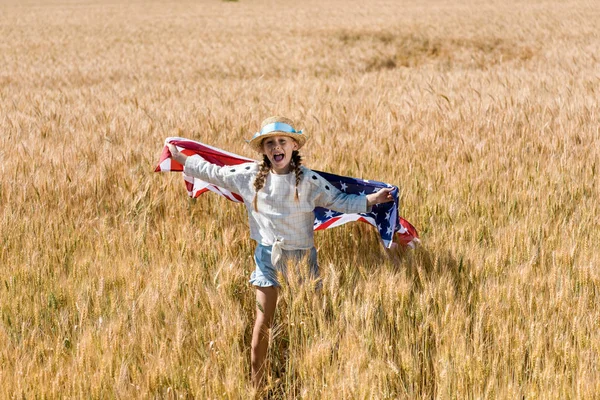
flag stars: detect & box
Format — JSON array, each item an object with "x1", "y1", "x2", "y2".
[
  {"x1": 386, "y1": 226, "x2": 393, "y2": 235},
  {"x1": 340, "y1": 182, "x2": 348, "y2": 192},
  {"x1": 324, "y1": 210, "x2": 335, "y2": 218}
]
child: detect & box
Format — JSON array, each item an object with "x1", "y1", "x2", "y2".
[{"x1": 167, "y1": 116, "x2": 393, "y2": 387}]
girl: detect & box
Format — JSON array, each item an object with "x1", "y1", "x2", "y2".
[{"x1": 167, "y1": 116, "x2": 393, "y2": 387}]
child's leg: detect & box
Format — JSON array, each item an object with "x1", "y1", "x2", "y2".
[{"x1": 251, "y1": 286, "x2": 278, "y2": 387}]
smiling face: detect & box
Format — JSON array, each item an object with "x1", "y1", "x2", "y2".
[{"x1": 261, "y1": 135, "x2": 299, "y2": 174}]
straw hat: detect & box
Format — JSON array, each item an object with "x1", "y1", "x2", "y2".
[{"x1": 247, "y1": 116, "x2": 307, "y2": 153}]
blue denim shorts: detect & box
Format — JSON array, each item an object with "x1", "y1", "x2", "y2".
[{"x1": 249, "y1": 244, "x2": 319, "y2": 287}]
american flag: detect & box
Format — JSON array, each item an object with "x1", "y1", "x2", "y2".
[{"x1": 155, "y1": 137, "x2": 419, "y2": 248}]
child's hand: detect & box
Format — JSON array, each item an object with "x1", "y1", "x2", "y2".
[
  {"x1": 366, "y1": 187, "x2": 394, "y2": 207},
  {"x1": 167, "y1": 143, "x2": 188, "y2": 165}
]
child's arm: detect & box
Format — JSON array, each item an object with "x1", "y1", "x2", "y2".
[
  {"x1": 167, "y1": 143, "x2": 246, "y2": 192},
  {"x1": 311, "y1": 173, "x2": 393, "y2": 214}
]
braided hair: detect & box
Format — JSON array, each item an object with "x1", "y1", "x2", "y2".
[
  {"x1": 289, "y1": 150, "x2": 303, "y2": 200},
  {"x1": 252, "y1": 150, "x2": 303, "y2": 212}
]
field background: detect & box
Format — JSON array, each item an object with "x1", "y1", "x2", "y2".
[{"x1": 1, "y1": 0, "x2": 599, "y2": 398}]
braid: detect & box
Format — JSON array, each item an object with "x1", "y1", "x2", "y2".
[
  {"x1": 253, "y1": 155, "x2": 272, "y2": 211},
  {"x1": 290, "y1": 150, "x2": 303, "y2": 201}
]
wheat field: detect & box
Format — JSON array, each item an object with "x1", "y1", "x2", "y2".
[{"x1": 1, "y1": 0, "x2": 599, "y2": 398}]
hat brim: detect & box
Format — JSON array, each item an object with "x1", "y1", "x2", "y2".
[{"x1": 247, "y1": 131, "x2": 307, "y2": 153}]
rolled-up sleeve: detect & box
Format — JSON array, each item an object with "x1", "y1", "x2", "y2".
[{"x1": 312, "y1": 176, "x2": 370, "y2": 214}]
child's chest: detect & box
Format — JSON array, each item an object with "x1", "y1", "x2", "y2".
[{"x1": 256, "y1": 175, "x2": 313, "y2": 215}]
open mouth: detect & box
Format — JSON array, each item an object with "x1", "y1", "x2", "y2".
[{"x1": 273, "y1": 153, "x2": 284, "y2": 162}]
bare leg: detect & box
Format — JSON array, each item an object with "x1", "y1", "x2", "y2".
[{"x1": 251, "y1": 286, "x2": 278, "y2": 388}]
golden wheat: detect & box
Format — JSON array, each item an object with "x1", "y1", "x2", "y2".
[{"x1": 1, "y1": 0, "x2": 599, "y2": 398}]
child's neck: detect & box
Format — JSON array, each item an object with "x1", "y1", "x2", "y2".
[{"x1": 271, "y1": 165, "x2": 291, "y2": 175}]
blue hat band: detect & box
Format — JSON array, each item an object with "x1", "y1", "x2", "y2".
[{"x1": 254, "y1": 122, "x2": 302, "y2": 138}]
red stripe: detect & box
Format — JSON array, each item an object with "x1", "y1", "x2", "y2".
[
  {"x1": 154, "y1": 147, "x2": 173, "y2": 171},
  {"x1": 314, "y1": 216, "x2": 341, "y2": 231},
  {"x1": 186, "y1": 180, "x2": 195, "y2": 193},
  {"x1": 399, "y1": 217, "x2": 419, "y2": 239},
  {"x1": 193, "y1": 188, "x2": 209, "y2": 198},
  {"x1": 315, "y1": 216, "x2": 370, "y2": 231},
  {"x1": 232, "y1": 193, "x2": 244, "y2": 202},
  {"x1": 170, "y1": 140, "x2": 249, "y2": 166}
]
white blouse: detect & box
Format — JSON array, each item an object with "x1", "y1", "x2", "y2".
[{"x1": 184, "y1": 156, "x2": 369, "y2": 258}]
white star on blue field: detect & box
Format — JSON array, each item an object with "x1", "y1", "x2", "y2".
[{"x1": 313, "y1": 170, "x2": 400, "y2": 246}]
